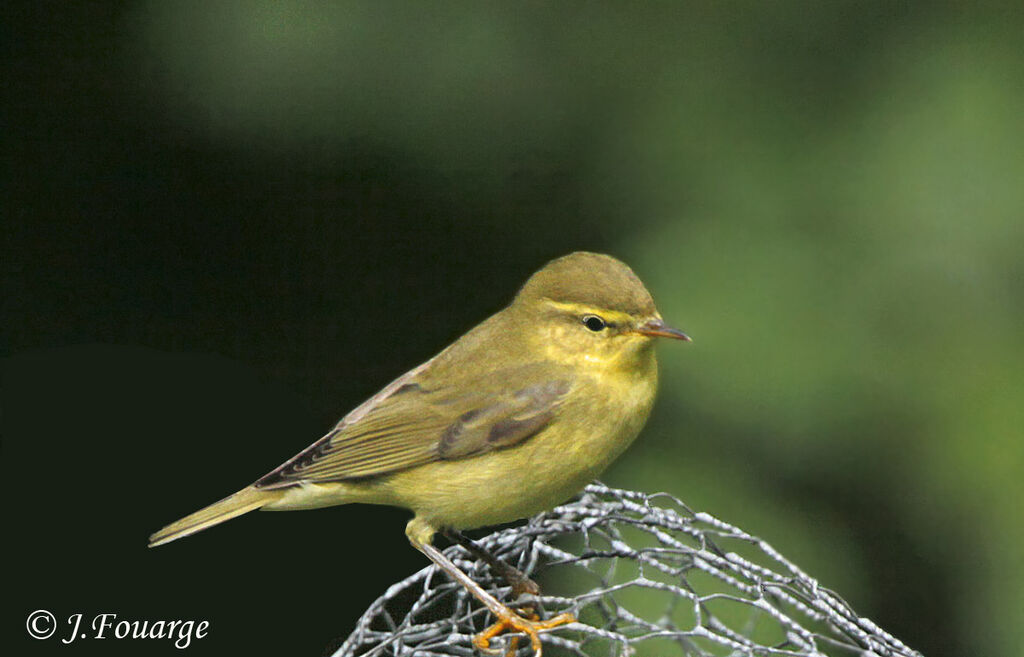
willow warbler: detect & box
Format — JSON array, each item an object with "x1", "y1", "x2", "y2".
[{"x1": 149, "y1": 251, "x2": 689, "y2": 654}]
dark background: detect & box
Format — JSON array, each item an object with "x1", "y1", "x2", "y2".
[{"x1": 4, "y1": 3, "x2": 1023, "y2": 656}]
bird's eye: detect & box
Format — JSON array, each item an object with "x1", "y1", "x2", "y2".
[{"x1": 582, "y1": 314, "x2": 607, "y2": 332}]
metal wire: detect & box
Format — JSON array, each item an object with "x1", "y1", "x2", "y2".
[{"x1": 335, "y1": 483, "x2": 923, "y2": 657}]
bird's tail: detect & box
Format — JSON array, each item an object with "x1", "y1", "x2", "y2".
[{"x1": 148, "y1": 486, "x2": 280, "y2": 548}]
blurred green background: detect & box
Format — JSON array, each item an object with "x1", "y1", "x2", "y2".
[{"x1": 4, "y1": 3, "x2": 1022, "y2": 657}]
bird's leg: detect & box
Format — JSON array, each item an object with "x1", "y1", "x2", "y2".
[
  {"x1": 416, "y1": 540, "x2": 574, "y2": 656},
  {"x1": 408, "y1": 520, "x2": 574, "y2": 657},
  {"x1": 442, "y1": 528, "x2": 540, "y2": 598}
]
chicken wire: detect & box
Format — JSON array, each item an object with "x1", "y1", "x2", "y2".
[{"x1": 335, "y1": 483, "x2": 922, "y2": 657}]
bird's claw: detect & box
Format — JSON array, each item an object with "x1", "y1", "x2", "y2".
[{"x1": 473, "y1": 608, "x2": 575, "y2": 656}]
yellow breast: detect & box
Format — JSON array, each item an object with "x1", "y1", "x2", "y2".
[{"x1": 382, "y1": 347, "x2": 658, "y2": 531}]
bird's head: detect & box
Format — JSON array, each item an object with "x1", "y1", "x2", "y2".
[{"x1": 511, "y1": 252, "x2": 689, "y2": 369}]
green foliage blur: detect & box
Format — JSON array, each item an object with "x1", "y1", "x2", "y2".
[{"x1": 8, "y1": 3, "x2": 1020, "y2": 656}]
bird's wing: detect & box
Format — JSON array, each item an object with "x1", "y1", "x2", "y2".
[{"x1": 255, "y1": 363, "x2": 571, "y2": 489}]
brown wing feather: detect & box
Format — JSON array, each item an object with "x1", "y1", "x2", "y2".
[
  {"x1": 255, "y1": 362, "x2": 571, "y2": 489},
  {"x1": 437, "y1": 380, "x2": 570, "y2": 459},
  {"x1": 254, "y1": 361, "x2": 437, "y2": 488}
]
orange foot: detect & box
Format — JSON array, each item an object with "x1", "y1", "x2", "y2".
[{"x1": 473, "y1": 607, "x2": 575, "y2": 657}]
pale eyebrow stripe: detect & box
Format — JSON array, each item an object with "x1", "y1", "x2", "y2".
[{"x1": 540, "y1": 299, "x2": 634, "y2": 325}]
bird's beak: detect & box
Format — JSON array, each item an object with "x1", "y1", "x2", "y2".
[{"x1": 634, "y1": 318, "x2": 691, "y2": 341}]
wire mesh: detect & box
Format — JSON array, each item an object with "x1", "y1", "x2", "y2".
[{"x1": 335, "y1": 483, "x2": 923, "y2": 657}]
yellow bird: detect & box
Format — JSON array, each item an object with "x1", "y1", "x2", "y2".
[{"x1": 149, "y1": 251, "x2": 689, "y2": 654}]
